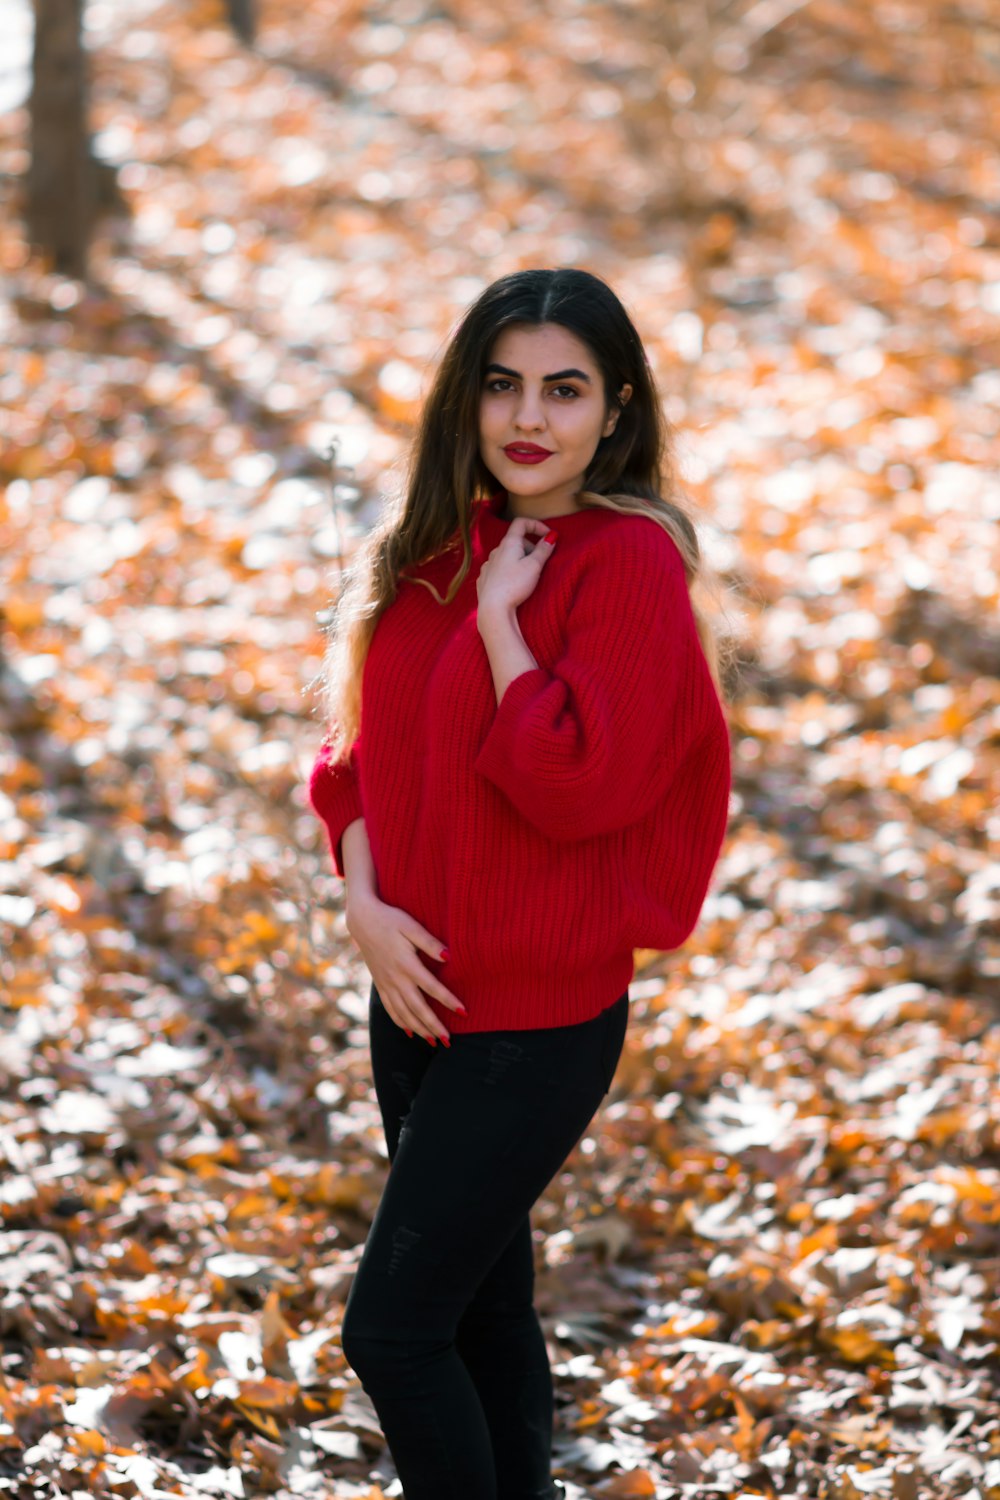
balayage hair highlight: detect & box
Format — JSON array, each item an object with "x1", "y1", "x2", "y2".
[{"x1": 312, "y1": 267, "x2": 737, "y2": 761}]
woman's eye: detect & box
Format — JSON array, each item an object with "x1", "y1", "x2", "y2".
[{"x1": 485, "y1": 379, "x2": 578, "y2": 398}]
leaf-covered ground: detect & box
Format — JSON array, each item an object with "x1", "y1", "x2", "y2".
[{"x1": 1, "y1": 0, "x2": 998, "y2": 1496}]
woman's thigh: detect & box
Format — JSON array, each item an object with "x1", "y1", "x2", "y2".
[
  {"x1": 368, "y1": 983, "x2": 437, "y2": 1162},
  {"x1": 347, "y1": 987, "x2": 630, "y2": 1342}
]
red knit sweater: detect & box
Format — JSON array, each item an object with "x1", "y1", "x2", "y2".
[{"x1": 307, "y1": 489, "x2": 731, "y2": 1032}]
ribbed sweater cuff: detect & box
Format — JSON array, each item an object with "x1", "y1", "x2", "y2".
[{"x1": 308, "y1": 762, "x2": 364, "y2": 880}]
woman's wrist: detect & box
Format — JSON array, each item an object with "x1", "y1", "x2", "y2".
[
  {"x1": 477, "y1": 606, "x2": 538, "y2": 704},
  {"x1": 346, "y1": 884, "x2": 380, "y2": 912}
]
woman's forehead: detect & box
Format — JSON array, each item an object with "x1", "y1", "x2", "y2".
[{"x1": 487, "y1": 322, "x2": 598, "y2": 372}]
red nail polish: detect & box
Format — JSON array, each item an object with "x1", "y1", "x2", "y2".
[
  {"x1": 441, "y1": 1035, "x2": 451, "y2": 1048},
  {"x1": 427, "y1": 1036, "x2": 437, "y2": 1047},
  {"x1": 404, "y1": 1029, "x2": 413, "y2": 1038},
  {"x1": 440, "y1": 948, "x2": 450, "y2": 962},
  {"x1": 545, "y1": 530, "x2": 557, "y2": 545}
]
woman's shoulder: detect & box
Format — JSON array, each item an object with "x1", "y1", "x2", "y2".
[{"x1": 577, "y1": 505, "x2": 686, "y2": 578}]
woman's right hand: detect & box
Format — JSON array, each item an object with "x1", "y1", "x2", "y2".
[{"x1": 345, "y1": 894, "x2": 466, "y2": 1045}]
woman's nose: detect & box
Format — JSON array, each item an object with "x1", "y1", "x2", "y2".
[{"x1": 514, "y1": 401, "x2": 546, "y2": 428}]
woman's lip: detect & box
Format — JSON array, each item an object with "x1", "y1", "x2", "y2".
[{"x1": 503, "y1": 446, "x2": 552, "y2": 463}]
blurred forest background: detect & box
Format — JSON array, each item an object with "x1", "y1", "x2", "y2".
[{"x1": 1, "y1": 0, "x2": 999, "y2": 1497}]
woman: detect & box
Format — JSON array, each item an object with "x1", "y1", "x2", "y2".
[{"x1": 307, "y1": 267, "x2": 733, "y2": 1499}]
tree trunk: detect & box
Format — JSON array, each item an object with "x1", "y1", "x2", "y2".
[
  {"x1": 227, "y1": 0, "x2": 255, "y2": 45},
  {"x1": 26, "y1": 0, "x2": 93, "y2": 279}
]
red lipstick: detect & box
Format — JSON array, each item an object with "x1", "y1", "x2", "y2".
[{"x1": 503, "y1": 444, "x2": 553, "y2": 464}]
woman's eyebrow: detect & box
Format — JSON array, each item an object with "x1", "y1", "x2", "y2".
[{"x1": 485, "y1": 363, "x2": 592, "y2": 383}]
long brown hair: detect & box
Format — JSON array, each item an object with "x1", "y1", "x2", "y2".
[{"x1": 312, "y1": 267, "x2": 738, "y2": 759}]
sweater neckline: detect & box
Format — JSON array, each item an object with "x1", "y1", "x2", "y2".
[{"x1": 478, "y1": 488, "x2": 609, "y2": 534}]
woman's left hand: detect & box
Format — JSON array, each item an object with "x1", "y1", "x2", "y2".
[{"x1": 477, "y1": 516, "x2": 557, "y2": 618}]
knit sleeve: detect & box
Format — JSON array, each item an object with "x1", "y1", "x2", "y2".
[
  {"x1": 308, "y1": 738, "x2": 364, "y2": 879},
  {"x1": 473, "y1": 523, "x2": 709, "y2": 841}
]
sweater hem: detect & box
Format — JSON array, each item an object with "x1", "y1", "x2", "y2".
[{"x1": 420, "y1": 951, "x2": 636, "y2": 1032}]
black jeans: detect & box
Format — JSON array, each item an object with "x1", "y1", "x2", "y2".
[{"x1": 340, "y1": 981, "x2": 630, "y2": 1500}]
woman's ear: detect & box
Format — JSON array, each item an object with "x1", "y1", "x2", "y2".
[{"x1": 604, "y1": 384, "x2": 632, "y2": 436}]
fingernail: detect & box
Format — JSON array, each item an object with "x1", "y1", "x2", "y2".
[
  {"x1": 427, "y1": 1036, "x2": 437, "y2": 1047},
  {"x1": 456, "y1": 1004, "x2": 467, "y2": 1014},
  {"x1": 440, "y1": 948, "x2": 450, "y2": 961},
  {"x1": 404, "y1": 1028, "x2": 413, "y2": 1038},
  {"x1": 440, "y1": 1035, "x2": 451, "y2": 1048},
  {"x1": 545, "y1": 530, "x2": 557, "y2": 545}
]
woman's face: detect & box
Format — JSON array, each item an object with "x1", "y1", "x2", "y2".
[{"x1": 478, "y1": 323, "x2": 631, "y2": 511}]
